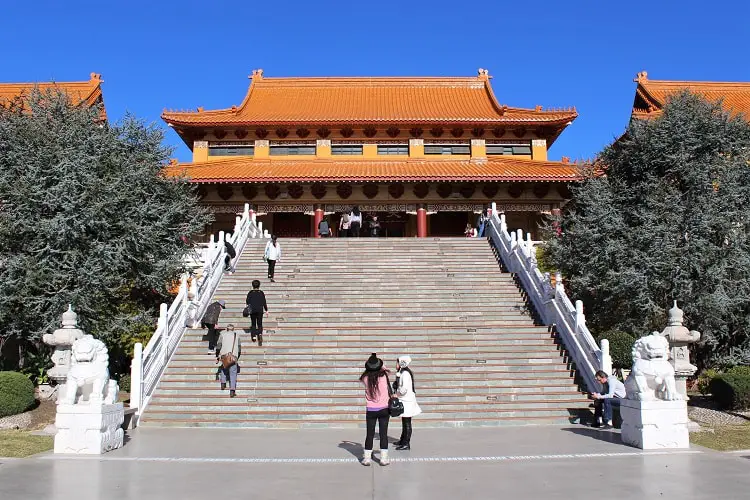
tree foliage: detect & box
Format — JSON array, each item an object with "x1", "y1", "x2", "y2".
[
  {"x1": 0, "y1": 89, "x2": 211, "y2": 370},
  {"x1": 545, "y1": 91, "x2": 750, "y2": 367}
]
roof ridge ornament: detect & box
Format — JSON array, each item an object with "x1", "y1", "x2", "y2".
[
  {"x1": 251, "y1": 69, "x2": 264, "y2": 80},
  {"x1": 477, "y1": 68, "x2": 490, "y2": 80},
  {"x1": 89, "y1": 72, "x2": 103, "y2": 82},
  {"x1": 635, "y1": 71, "x2": 648, "y2": 83}
]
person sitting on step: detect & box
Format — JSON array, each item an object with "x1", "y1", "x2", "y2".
[
  {"x1": 591, "y1": 370, "x2": 625, "y2": 429},
  {"x1": 245, "y1": 279, "x2": 269, "y2": 346}
]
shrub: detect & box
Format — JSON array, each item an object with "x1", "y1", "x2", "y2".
[
  {"x1": 710, "y1": 371, "x2": 750, "y2": 410},
  {"x1": 0, "y1": 371, "x2": 36, "y2": 417},
  {"x1": 118, "y1": 374, "x2": 131, "y2": 393},
  {"x1": 727, "y1": 365, "x2": 750, "y2": 377},
  {"x1": 597, "y1": 331, "x2": 636, "y2": 370},
  {"x1": 697, "y1": 368, "x2": 720, "y2": 396}
]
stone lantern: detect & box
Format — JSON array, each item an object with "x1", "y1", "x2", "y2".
[
  {"x1": 660, "y1": 301, "x2": 700, "y2": 399},
  {"x1": 42, "y1": 305, "x2": 85, "y2": 403}
]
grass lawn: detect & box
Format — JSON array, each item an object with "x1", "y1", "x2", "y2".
[
  {"x1": 691, "y1": 425, "x2": 750, "y2": 451},
  {"x1": 0, "y1": 430, "x2": 53, "y2": 458}
]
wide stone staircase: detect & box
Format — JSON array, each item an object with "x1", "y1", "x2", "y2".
[{"x1": 141, "y1": 238, "x2": 592, "y2": 428}]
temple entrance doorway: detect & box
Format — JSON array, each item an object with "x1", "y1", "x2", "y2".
[{"x1": 430, "y1": 211, "x2": 473, "y2": 237}]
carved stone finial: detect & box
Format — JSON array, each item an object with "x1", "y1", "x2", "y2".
[
  {"x1": 61, "y1": 304, "x2": 77, "y2": 328},
  {"x1": 635, "y1": 71, "x2": 648, "y2": 83},
  {"x1": 667, "y1": 300, "x2": 683, "y2": 326}
]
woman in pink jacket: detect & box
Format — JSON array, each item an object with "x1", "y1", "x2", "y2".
[{"x1": 359, "y1": 353, "x2": 392, "y2": 466}]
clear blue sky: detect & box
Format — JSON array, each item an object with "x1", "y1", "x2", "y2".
[{"x1": 3, "y1": 1, "x2": 749, "y2": 162}]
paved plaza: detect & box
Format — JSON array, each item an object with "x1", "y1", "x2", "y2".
[{"x1": 2, "y1": 426, "x2": 750, "y2": 499}]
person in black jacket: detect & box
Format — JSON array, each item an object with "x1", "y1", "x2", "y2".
[
  {"x1": 201, "y1": 299, "x2": 226, "y2": 353},
  {"x1": 246, "y1": 279, "x2": 269, "y2": 346},
  {"x1": 224, "y1": 237, "x2": 237, "y2": 272}
]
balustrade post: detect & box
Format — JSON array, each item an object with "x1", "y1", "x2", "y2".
[
  {"x1": 243, "y1": 203, "x2": 250, "y2": 219},
  {"x1": 574, "y1": 300, "x2": 586, "y2": 333},
  {"x1": 130, "y1": 342, "x2": 143, "y2": 415},
  {"x1": 554, "y1": 272, "x2": 564, "y2": 299},
  {"x1": 500, "y1": 214, "x2": 508, "y2": 234},
  {"x1": 599, "y1": 338, "x2": 613, "y2": 377},
  {"x1": 487, "y1": 202, "x2": 494, "y2": 218},
  {"x1": 510, "y1": 231, "x2": 517, "y2": 249},
  {"x1": 234, "y1": 216, "x2": 242, "y2": 236},
  {"x1": 159, "y1": 303, "x2": 168, "y2": 362},
  {"x1": 180, "y1": 274, "x2": 188, "y2": 305},
  {"x1": 258, "y1": 222, "x2": 263, "y2": 238}
]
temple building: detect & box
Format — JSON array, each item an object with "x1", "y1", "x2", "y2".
[
  {"x1": 0, "y1": 72, "x2": 105, "y2": 119},
  {"x1": 631, "y1": 71, "x2": 750, "y2": 121},
  {"x1": 164, "y1": 69, "x2": 581, "y2": 238}
]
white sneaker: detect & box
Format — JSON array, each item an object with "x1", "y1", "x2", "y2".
[
  {"x1": 380, "y1": 449, "x2": 390, "y2": 466},
  {"x1": 361, "y1": 449, "x2": 372, "y2": 466}
]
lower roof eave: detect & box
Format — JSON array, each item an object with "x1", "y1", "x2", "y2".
[{"x1": 187, "y1": 177, "x2": 580, "y2": 184}]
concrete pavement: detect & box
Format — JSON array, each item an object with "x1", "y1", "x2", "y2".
[{"x1": 1, "y1": 426, "x2": 749, "y2": 499}]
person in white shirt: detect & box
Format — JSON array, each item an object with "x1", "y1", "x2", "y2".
[
  {"x1": 349, "y1": 207, "x2": 362, "y2": 237},
  {"x1": 264, "y1": 235, "x2": 281, "y2": 282},
  {"x1": 393, "y1": 355, "x2": 421, "y2": 450},
  {"x1": 591, "y1": 370, "x2": 626, "y2": 429}
]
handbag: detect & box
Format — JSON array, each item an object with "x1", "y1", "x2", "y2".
[
  {"x1": 220, "y1": 332, "x2": 238, "y2": 369},
  {"x1": 242, "y1": 305, "x2": 251, "y2": 318},
  {"x1": 386, "y1": 375, "x2": 405, "y2": 417}
]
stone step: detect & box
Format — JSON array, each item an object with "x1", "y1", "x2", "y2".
[
  {"x1": 162, "y1": 366, "x2": 574, "y2": 376},
  {"x1": 179, "y1": 338, "x2": 554, "y2": 347}
]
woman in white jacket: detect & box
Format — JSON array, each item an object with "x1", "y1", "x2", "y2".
[
  {"x1": 393, "y1": 355, "x2": 421, "y2": 450},
  {"x1": 264, "y1": 235, "x2": 281, "y2": 282}
]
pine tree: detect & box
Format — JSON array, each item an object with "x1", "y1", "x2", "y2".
[
  {"x1": 0, "y1": 89, "x2": 211, "y2": 369},
  {"x1": 546, "y1": 91, "x2": 750, "y2": 366}
]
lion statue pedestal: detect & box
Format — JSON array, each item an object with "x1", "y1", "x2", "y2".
[
  {"x1": 54, "y1": 334, "x2": 124, "y2": 455},
  {"x1": 620, "y1": 334, "x2": 689, "y2": 450}
]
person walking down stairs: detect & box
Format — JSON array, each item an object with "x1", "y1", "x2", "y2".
[
  {"x1": 215, "y1": 324, "x2": 241, "y2": 398},
  {"x1": 245, "y1": 279, "x2": 269, "y2": 346},
  {"x1": 201, "y1": 299, "x2": 226, "y2": 353},
  {"x1": 393, "y1": 356, "x2": 421, "y2": 451},
  {"x1": 360, "y1": 353, "x2": 392, "y2": 466},
  {"x1": 264, "y1": 235, "x2": 281, "y2": 282}
]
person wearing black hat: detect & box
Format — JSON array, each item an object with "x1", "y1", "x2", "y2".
[{"x1": 359, "y1": 353, "x2": 393, "y2": 466}]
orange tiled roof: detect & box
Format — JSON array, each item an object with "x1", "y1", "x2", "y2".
[
  {"x1": 632, "y1": 71, "x2": 750, "y2": 120},
  {"x1": 0, "y1": 73, "x2": 105, "y2": 117},
  {"x1": 162, "y1": 69, "x2": 577, "y2": 127},
  {"x1": 164, "y1": 156, "x2": 582, "y2": 184}
]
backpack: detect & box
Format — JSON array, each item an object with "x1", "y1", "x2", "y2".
[{"x1": 319, "y1": 220, "x2": 330, "y2": 234}]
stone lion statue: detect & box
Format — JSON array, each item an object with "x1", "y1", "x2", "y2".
[
  {"x1": 624, "y1": 333, "x2": 683, "y2": 401},
  {"x1": 62, "y1": 335, "x2": 119, "y2": 405}
]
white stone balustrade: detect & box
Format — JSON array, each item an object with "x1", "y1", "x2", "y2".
[
  {"x1": 487, "y1": 202, "x2": 605, "y2": 393},
  {"x1": 129, "y1": 203, "x2": 262, "y2": 425}
]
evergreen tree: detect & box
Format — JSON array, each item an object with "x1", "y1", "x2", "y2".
[
  {"x1": 546, "y1": 91, "x2": 750, "y2": 366},
  {"x1": 0, "y1": 89, "x2": 211, "y2": 370}
]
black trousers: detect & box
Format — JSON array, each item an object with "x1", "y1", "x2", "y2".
[
  {"x1": 350, "y1": 222, "x2": 361, "y2": 237},
  {"x1": 267, "y1": 259, "x2": 276, "y2": 278},
  {"x1": 250, "y1": 312, "x2": 263, "y2": 338},
  {"x1": 365, "y1": 408, "x2": 390, "y2": 450},
  {"x1": 399, "y1": 417, "x2": 412, "y2": 444},
  {"x1": 203, "y1": 323, "x2": 218, "y2": 350}
]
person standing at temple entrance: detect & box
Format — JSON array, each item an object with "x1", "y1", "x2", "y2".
[
  {"x1": 475, "y1": 209, "x2": 489, "y2": 238},
  {"x1": 349, "y1": 207, "x2": 362, "y2": 237},
  {"x1": 339, "y1": 212, "x2": 350, "y2": 237},
  {"x1": 264, "y1": 235, "x2": 281, "y2": 282},
  {"x1": 318, "y1": 216, "x2": 331, "y2": 237},
  {"x1": 369, "y1": 215, "x2": 381, "y2": 238}
]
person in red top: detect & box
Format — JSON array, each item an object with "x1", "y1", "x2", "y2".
[{"x1": 359, "y1": 353, "x2": 392, "y2": 466}]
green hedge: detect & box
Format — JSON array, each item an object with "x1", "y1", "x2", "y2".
[
  {"x1": 118, "y1": 374, "x2": 131, "y2": 393},
  {"x1": 597, "y1": 331, "x2": 636, "y2": 369},
  {"x1": 710, "y1": 367, "x2": 750, "y2": 410},
  {"x1": 0, "y1": 371, "x2": 36, "y2": 418}
]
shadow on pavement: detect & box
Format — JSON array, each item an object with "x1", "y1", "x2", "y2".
[
  {"x1": 561, "y1": 426, "x2": 625, "y2": 445},
  {"x1": 338, "y1": 440, "x2": 363, "y2": 458}
]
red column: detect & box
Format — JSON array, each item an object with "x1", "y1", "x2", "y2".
[
  {"x1": 417, "y1": 205, "x2": 427, "y2": 238},
  {"x1": 313, "y1": 207, "x2": 324, "y2": 238}
]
